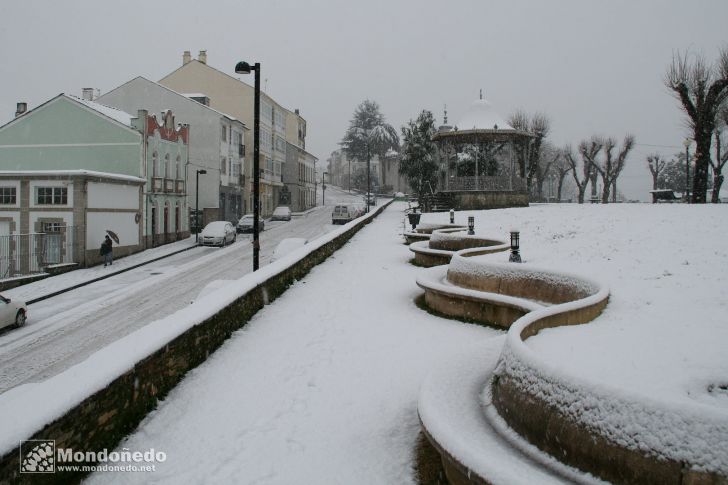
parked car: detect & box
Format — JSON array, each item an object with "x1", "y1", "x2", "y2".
[
  {"x1": 0, "y1": 293, "x2": 28, "y2": 329},
  {"x1": 272, "y1": 238, "x2": 308, "y2": 262},
  {"x1": 364, "y1": 193, "x2": 377, "y2": 206},
  {"x1": 237, "y1": 214, "x2": 265, "y2": 233},
  {"x1": 271, "y1": 206, "x2": 292, "y2": 221},
  {"x1": 332, "y1": 204, "x2": 358, "y2": 225},
  {"x1": 200, "y1": 221, "x2": 236, "y2": 247}
]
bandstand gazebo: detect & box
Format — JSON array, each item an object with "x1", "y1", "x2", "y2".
[{"x1": 431, "y1": 94, "x2": 533, "y2": 210}]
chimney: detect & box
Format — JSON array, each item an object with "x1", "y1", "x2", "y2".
[
  {"x1": 295, "y1": 108, "x2": 300, "y2": 115},
  {"x1": 82, "y1": 88, "x2": 95, "y2": 101},
  {"x1": 15, "y1": 102, "x2": 27, "y2": 118},
  {"x1": 198, "y1": 50, "x2": 207, "y2": 65},
  {"x1": 183, "y1": 50, "x2": 191, "y2": 65}
]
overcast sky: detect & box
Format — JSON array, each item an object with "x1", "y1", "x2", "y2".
[{"x1": 2, "y1": 0, "x2": 726, "y2": 200}]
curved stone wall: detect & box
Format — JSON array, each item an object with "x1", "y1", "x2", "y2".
[
  {"x1": 409, "y1": 228, "x2": 508, "y2": 267},
  {"x1": 416, "y1": 247, "x2": 728, "y2": 484}
]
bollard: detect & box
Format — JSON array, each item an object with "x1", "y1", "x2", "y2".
[
  {"x1": 509, "y1": 230, "x2": 522, "y2": 263},
  {"x1": 467, "y1": 216, "x2": 475, "y2": 235},
  {"x1": 449, "y1": 209, "x2": 455, "y2": 224}
]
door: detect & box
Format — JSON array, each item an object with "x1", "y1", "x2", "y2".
[
  {"x1": 163, "y1": 206, "x2": 169, "y2": 244},
  {"x1": 42, "y1": 222, "x2": 63, "y2": 264},
  {"x1": 0, "y1": 297, "x2": 13, "y2": 329},
  {"x1": 151, "y1": 207, "x2": 157, "y2": 247},
  {"x1": 0, "y1": 221, "x2": 10, "y2": 278}
]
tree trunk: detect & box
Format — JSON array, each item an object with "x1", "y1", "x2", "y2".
[
  {"x1": 712, "y1": 174, "x2": 724, "y2": 203},
  {"x1": 590, "y1": 172, "x2": 599, "y2": 201},
  {"x1": 692, "y1": 128, "x2": 712, "y2": 203},
  {"x1": 611, "y1": 180, "x2": 617, "y2": 203},
  {"x1": 601, "y1": 176, "x2": 611, "y2": 204},
  {"x1": 557, "y1": 175, "x2": 566, "y2": 202}
]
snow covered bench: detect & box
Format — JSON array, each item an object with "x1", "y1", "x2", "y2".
[
  {"x1": 410, "y1": 228, "x2": 508, "y2": 268},
  {"x1": 403, "y1": 223, "x2": 465, "y2": 245}
]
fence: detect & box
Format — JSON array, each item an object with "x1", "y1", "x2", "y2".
[
  {"x1": 0, "y1": 226, "x2": 81, "y2": 279},
  {"x1": 444, "y1": 176, "x2": 527, "y2": 192}
]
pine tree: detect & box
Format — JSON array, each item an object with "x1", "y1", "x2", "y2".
[{"x1": 399, "y1": 110, "x2": 439, "y2": 205}]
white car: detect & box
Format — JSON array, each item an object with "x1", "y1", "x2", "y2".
[
  {"x1": 0, "y1": 293, "x2": 28, "y2": 329},
  {"x1": 332, "y1": 204, "x2": 357, "y2": 225},
  {"x1": 271, "y1": 206, "x2": 292, "y2": 221},
  {"x1": 200, "y1": 221, "x2": 237, "y2": 247}
]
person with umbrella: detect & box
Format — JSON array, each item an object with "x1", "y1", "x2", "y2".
[{"x1": 100, "y1": 234, "x2": 114, "y2": 266}]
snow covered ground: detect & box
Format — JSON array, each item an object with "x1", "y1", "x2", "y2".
[{"x1": 81, "y1": 201, "x2": 725, "y2": 484}]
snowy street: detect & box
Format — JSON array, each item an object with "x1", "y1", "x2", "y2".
[{"x1": 0, "y1": 186, "x2": 364, "y2": 394}]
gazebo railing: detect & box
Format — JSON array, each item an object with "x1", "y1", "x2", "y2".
[{"x1": 444, "y1": 176, "x2": 526, "y2": 192}]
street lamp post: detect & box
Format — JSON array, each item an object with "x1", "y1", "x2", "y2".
[
  {"x1": 322, "y1": 171, "x2": 328, "y2": 205},
  {"x1": 195, "y1": 169, "x2": 207, "y2": 242},
  {"x1": 235, "y1": 60, "x2": 261, "y2": 270},
  {"x1": 683, "y1": 138, "x2": 691, "y2": 204}
]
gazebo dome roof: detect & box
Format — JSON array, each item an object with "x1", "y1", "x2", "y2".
[{"x1": 455, "y1": 98, "x2": 514, "y2": 132}]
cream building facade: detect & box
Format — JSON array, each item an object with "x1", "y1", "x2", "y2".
[{"x1": 160, "y1": 51, "x2": 315, "y2": 216}]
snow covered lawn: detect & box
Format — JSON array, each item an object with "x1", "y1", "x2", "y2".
[{"x1": 86, "y1": 202, "x2": 727, "y2": 484}]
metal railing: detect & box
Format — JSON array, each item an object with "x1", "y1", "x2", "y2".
[
  {"x1": 444, "y1": 176, "x2": 527, "y2": 192},
  {"x1": 0, "y1": 227, "x2": 81, "y2": 279}
]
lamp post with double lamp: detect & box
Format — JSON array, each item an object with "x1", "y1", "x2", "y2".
[
  {"x1": 322, "y1": 171, "x2": 328, "y2": 206},
  {"x1": 683, "y1": 138, "x2": 691, "y2": 204},
  {"x1": 195, "y1": 169, "x2": 207, "y2": 242},
  {"x1": 235, "y1": 60, "x2": 261, "y2": 271}
]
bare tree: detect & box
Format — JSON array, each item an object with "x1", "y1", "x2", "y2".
[
  {"x1": 532, "y1": 143, "x2": 560, "y2": 202},
  {"x1": 665, "y1": 48, "x2": 728, "y2": 203},
  {"x1": 710, "y1": 106, "x2": 728, "y2": 202},
  {"x1": 592, "y1": 134, "x2": 635, "y2": 203},
  {"x1": 647, "y1": 153, "x2": 667, "y2": 202},
  {"x1": 565, "y1": 138, "x2": 600, "y2": 204},
  {"x1": 508, "y1": 110, "x2": 551, "y2": 194},
  {"x1": 552, "y1": 152, "x2": 572, "y2": 202}
]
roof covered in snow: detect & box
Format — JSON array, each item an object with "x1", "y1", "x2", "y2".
[
  {"x1": 65, "y1": 94, "x2": 134, "y2": 127},
  {"x1": 454, "y1": 98, "x2": 514, "y2": 132}
]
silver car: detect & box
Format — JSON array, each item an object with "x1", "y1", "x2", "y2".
[
  {"x1": 200, "y1": 221, "x2": 237, "y2": 247},
  {"x1": 0, "y1": 293, "x2": 28, "y2": 329}
]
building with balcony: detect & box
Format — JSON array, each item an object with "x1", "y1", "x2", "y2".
[
  {"x1": 159, "y1": 51, "x2": 316, "y2": 216},
  {"x1": 0, "y1": 93, "x2": 189, "y2": 255},
  {"x1": 97, "y1": 77, "x2": 247, "y2": 226},
  {"x1": 283, "y1": 142, "x2": 316, "y2": 212}
]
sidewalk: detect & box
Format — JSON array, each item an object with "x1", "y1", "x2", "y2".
[
  {"x1": 87, "y1": 201, "x2": 501, "y2": 485},
  {"x1": 5, "y1": 237, "x2": 199, "y2": 304}
]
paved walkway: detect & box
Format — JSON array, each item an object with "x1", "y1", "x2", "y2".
[{"x1": 87, "y1": 201, "x2": 502, "y2": 485}]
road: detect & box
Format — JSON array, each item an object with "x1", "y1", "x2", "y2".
[{"x1": 0, "y1": 186, "x2": 367, "y2": 394}]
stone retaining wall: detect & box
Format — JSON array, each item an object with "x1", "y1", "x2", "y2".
[{"x1": 0, "y1": 202, "x2": 391, "y2": 484}]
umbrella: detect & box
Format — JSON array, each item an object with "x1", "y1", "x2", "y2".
[{"x1": 105, "y1": 229, "x2": 119, "y2": 244}]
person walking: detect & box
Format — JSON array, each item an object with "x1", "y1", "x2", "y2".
[{"x1": 100, "y1": 235, "x2": 113, "y2": 267}]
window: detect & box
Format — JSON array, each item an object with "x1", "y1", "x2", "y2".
[
  {"x1": 164, "y1": 154, "x2": 170, "y2": 179},
  {"x1": 37, "y1": 187, "x2": 67, "y2": 205},
  {"x1": 152, "y1": 152, "x2": 159, "y2": 177},
  {"x1": 221, "y1": 124, "x2": 227, "y2": 142},
  {"x1": 176, "y1": 155, "x2": 181, "y2": 179},
  {"x1": 42, "y1": 222, "x2": 64, "y2": 233},
  {"x1": 221, "y1": 156, "x2": 227, "y2": 175},
  {"x1": 0, "y1": 187, "x2": 16, "y2": 204}
]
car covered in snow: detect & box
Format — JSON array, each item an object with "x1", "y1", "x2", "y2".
[
  {"x1": 271, "y1": 206, "x2": 292, "y2": 221},
  {"x1": 200, "y1": 221, "x2": 236, "y2": 247},
  {"x1": 237, "y1": 214, "x2": 265, "y2": 233},
  {"x1": 0, "y1": 293, "x2": 28, "y2": 329}
]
